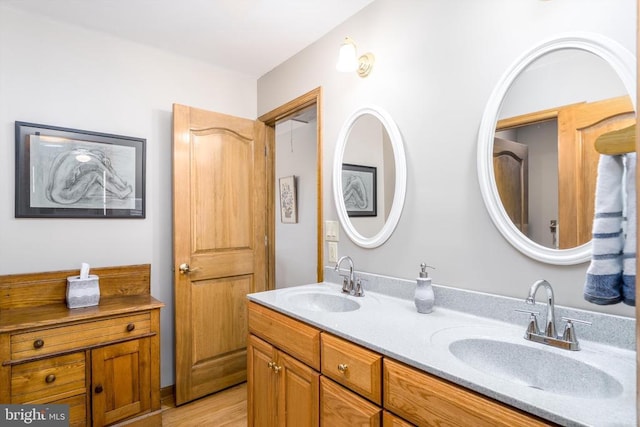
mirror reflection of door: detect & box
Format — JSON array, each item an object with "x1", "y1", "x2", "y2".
[
  {"x1": 274, "y1": 106, "x2": 318, "y2": 288},
  {"x1": 493, "y1": 137, "x2": 529, "y2": 236},
  {"x1": 494, "y1": 48, "x2": 635, "y2": 250},
  {"x1": 496, "y1": 96, "x2": 634, "y2": 249}
]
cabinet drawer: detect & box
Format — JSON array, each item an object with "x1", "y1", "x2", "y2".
[
  {"x1": 51, "y1": 393, "x2": 87, "y2": 427},
  {"x1": 11, "y1": 352, "x2": 86, "y2": 404},
  {"x1": 320, "y1": 376, "x2": 381, "y2": 427},
  {"x1": 383, "y1": 411, "x2": 414, "y2": 427},
  {"x1": 321, "y1": 333, "x2": 382, "y2": 404},
  {"x1": 248, "y1": 302, "x2": 320, "y2": 370},
  {"x1": 383, "y1": 359, "x2": 549, "y2": 427},
  {"x1": 11, "y1": 313, "x2": 151, "y2": 360}
]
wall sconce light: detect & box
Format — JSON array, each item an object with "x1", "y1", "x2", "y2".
[{"x1": 336, "y1": 36, "x2": 375, "y2": 78}]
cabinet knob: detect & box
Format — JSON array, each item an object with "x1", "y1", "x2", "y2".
[
  {"x1": 45, "y1": 374, "x2": 56, "y2": 384},
  {"x1": 272, "y1": 365, "x2": 282, "y2": 374},
  {"x1": 94, "y1": 384, "x2": 103, "y2": 394},
  {"x1": 267, "y1": 361, "x2": 276, "y2": 369},
  {"x1": 33, "y1": 339, "x2": 44, "y2": 349},
  {"x1": 126, "y1": 323, "x2": 136, "y2": 332},
  {"x1": 338, "y1": 363, "x2": 348, "y2": 373}
]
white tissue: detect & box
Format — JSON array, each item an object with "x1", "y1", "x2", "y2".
[{"x1": 80, "y1": 262, "x2": 90, "y2": 280}]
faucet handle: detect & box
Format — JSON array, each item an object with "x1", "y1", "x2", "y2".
[
  {"x1": 561, "y1": 316, "x2": 592, "y2": 326},
  {"x1": 515, "y1": 308, "x2": 540, "y2": 316},
  {"x1": 340, "y1": 275, "x2": 350, "y2": 293},
  {"x1": 560, "y1": 317, "x2": 591, "y2": 348},
  {"x1": 515, "y1": 309, "x2": 541, "y2": 335},
  {"x1": 353, "y1": 277, "x2": 366, "y2": 297}
]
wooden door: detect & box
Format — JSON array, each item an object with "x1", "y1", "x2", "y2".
[
  {"x1": 173, "y1": 104, "x2": 267, "y2": 405},
  {"x1": 278, "y1": 350, "x2": 319, "y2": 426},
  {"x1": 92, "y1": 339, "x2": 151, "y2": 426},
  {"x1": 557, "y1": 95, "x2": 635, "y2": 248},
  {"x1": 493, "y1": 137, "x2": 529, "y2": 234},
  {"x1": 247, "y1": 334, "x2": 277, "y2": 427}
]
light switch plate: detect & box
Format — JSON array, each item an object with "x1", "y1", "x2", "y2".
[
  {"x1": 325, "y1": 220, "x2": 339, "y2": 242},
  {"x1": 328, "y1": 242, "x2": 338, "y2": 263}
]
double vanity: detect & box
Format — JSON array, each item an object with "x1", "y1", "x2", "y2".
[{"x1": 247, "y1": 270, "x2": 635, "y2": 426}]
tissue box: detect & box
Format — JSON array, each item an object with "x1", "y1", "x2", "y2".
[{"x1": 66, "y1": 275, "x2": 100, "y2": 309}]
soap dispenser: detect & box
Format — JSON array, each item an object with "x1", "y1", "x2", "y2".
[{"x1": 414, "y1": 263, "x2": 435, "y2": 314}]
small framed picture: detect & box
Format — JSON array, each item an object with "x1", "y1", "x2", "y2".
[
  {"x1": 15, "y1": 121, "x2": 145, "y2": 218},
  {"x1": 279, "y1": 175, "x2": 297, "y2": 223},
  {"x1": 342, "y1": 163, "x2": 377, "y2": 217}
]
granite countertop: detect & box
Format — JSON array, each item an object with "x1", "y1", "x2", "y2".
[{"x1": 247, "y1": 279, "x2": 636, "y2": 427}]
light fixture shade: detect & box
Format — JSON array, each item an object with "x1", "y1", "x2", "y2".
[{"x1": 336, "y1": 37, "x2": 358, "y2": 72}]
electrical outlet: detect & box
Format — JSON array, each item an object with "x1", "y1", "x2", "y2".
[{"x1": 328, "y1": 242, "x2": 338, "y2": 263}]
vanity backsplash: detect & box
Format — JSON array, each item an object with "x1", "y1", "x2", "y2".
[{"x1": 323, "y1": 267, "x2": 635, "y2": 351}]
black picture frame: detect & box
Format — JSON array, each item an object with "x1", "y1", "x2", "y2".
[
  {"x1": 15, "y1": 121, "x2": 146, "y2": 218},
  {"x1": 342, "y1": 163, "x2": 377, "y2": 217}
]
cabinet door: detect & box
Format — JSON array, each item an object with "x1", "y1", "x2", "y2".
[
  {"x1": 278, "y1": 350, "x2": 319, "y2": 427},
  {"x1": 320, "y1": 376, "x2": 381, "y2": 427},
  {"x1": 248, "y1": 334, "x2": 277, "y2": 427},
  {"x1": 92, "y1": 339, "x2": 151, "y2": 426}
]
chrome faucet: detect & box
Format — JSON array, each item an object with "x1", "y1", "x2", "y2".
[
  {"x1": 526, "y1": 279, "x2": 557, "y2": 338},
  {"x1": 518, "y1": 279, "x2": 591, "y2": 351},
  {"x1": 334, "y1": 256, "x2": 363, "y2": 296}
]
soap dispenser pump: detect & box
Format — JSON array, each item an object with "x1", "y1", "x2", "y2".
[{"x1": 414, "y1": 263, "x2": 435, "y2": 314}]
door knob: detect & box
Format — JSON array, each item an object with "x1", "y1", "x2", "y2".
[{"x1": 179, "y1": 263, "x2": 191, "y2": 274}]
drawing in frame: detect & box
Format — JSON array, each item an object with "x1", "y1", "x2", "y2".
[
  {"x1": 279, "y1": 175, "x2": 297, "y2": 224},
  {"x1": 15, "y1": 121, "x2": 146, "y2": 218},
  {"x1": 342, "y1": 163, "x2": 377, "y2": 217}
]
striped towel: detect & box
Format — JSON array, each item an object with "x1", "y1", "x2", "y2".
[
  {"x1": 621, "y1": 153, "x2": 636, "y2": 306},
  {"x1": 584, "y1": 155, "x2": 625, "y2": 305}
]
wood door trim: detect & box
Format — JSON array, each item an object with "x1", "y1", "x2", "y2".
[{"x1": 259, "y1": 87, "x2": 324, "y2": 288}]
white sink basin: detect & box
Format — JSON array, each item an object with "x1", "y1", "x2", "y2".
[
  {"x1": 449, "y1": 337, "x2": 623, "y2": 398},
  {"x1": 285, "y1": 291, "x2": 361, "y2": 312},
  {"x1": 430, "y1": 324, "x2": 632, "y2": 402}
]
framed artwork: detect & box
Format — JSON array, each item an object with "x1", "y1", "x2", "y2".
[
  {"x1": 15, "y1": 121, "x2": 146, "y2": 218},
  {"x1": 279, "y1": 175, "x2": 297, "y2": 223},
  {"x1": 342, "y1": 163, "x2": 377, "y2": 217}
]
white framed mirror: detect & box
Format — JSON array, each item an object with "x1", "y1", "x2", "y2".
[
  {"x1": 333, "y1": 105, "x2": 407, "y2": 248},
  {"x1": 477, "y1": 32, "x2": 636, "y2": 265}
]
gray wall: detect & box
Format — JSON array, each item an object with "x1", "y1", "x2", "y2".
[
  {"x1": 275, "y1": 119, "x2": 318, "y2": 287},
  {"x1": 0, "y1": 4, "x2": 257, "y2": 387},
  {"x1": 257, "y1": 0, "x2": 636, "y2": 318}
]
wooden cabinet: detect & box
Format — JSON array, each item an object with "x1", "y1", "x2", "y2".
[
  {"x1": 248, "y1": 301, "x2": 556, "y2": 427},
  {"x1": 248, "y1": 311, "x2": 320, "y2": 427},
  {"x1": 0, "y1": 264, "x2": 163, "y2": 427}
]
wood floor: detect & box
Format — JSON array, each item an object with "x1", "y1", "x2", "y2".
[{"x1": 161, "y1": 382, "x2": 247, "y2": 426}]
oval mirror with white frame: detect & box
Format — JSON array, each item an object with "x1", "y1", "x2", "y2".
[
  {"x1": 477, "y1": 33, "x2": 636, "y2": 265},
  {"x1": 333, "y1": 105, "x2": 407, "y2": 248}
]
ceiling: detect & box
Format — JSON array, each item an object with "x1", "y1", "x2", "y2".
[{"x1": 0, "y1": 0, "x2": 374, "y2": 79}]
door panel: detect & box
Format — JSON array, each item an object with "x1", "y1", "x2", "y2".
[
  {"x1": 191, "y1": 276, "x2": 250, "y2": 363},
  {"x1": 173, "y1": 104, "x2": 267, "y2": 405}
]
